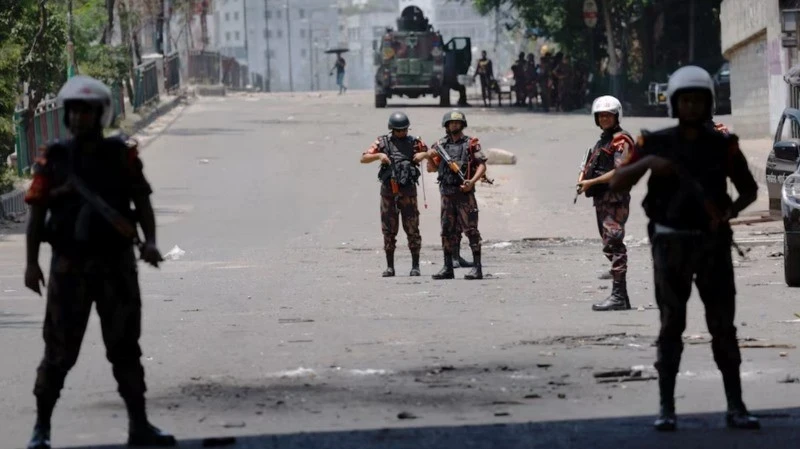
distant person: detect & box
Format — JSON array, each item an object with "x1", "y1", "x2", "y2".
[
  {"x1": 331, "y1": 55, "x2": 347, "y2": 94},
  {"x1": 473, "y1": 50, "x2": 494, "y2": 107}
]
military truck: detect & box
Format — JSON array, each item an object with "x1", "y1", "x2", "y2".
[{"x1": 373, "y1": 6, "x2": 471, "y2": 108}]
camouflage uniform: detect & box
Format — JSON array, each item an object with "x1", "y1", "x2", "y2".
[
  {"x1": 363, "y1": 134, "x2": 427, "y2": 275},
  {"x1": 24, "y1": 136, "x2": 172, "y2": 446},
  {"x1": 430, "y1": 132, "x2": 488, "y2": 280},
  {"x1": 582, "y1": 127, "x2": 635, "y2": 310}
]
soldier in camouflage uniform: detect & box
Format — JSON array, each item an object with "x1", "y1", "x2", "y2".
[
  {"x1": 427, "y1": 110, "x2": 488, "y2": 280},
  {"x1": 577, "y1": 95, "x2": 636, "y2": 311},
  {"x1": 23, "y1": 76, "x2": 174, "y2": 449},
  {"x1": 361, "y1": 112, "x2": 430, "y2": 276},
  {"x1": 610, "y1": 65, "x2": 760, "y2": 432}
]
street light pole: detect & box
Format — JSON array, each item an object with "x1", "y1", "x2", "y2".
[
  {"x1": 286, "y1": 0, "x2": 294, "y2": 92},
  {"x1": 265, "y1": 0, "x2": 271, "y2": 91},
  {"x1": 309, "y1": 20, "x2": 313, "y2": 91}
]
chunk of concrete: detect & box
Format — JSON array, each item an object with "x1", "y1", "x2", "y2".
[{"x1": 485, "y1": 148, "x2": 517, "y2": 165}]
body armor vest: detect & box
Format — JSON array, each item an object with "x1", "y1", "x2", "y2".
[
  {"x1": 377, "y1": 135, "x2": 420, "y2": 187},
  {"x1": 44, "y1": 137, "x2": 138, "y2": 255},
  {"x1": 584, "y1": 127, "x2": 632, "y2": 198},
  {"x1": 436, "y1": 135, "x2": 471, "y2": 190},
  {"x1": 642, "y1": 127, "x2": 733, "y2": 231}
]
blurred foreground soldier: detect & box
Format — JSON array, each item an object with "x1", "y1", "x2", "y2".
[
  {"x1": 609, "y1": 66, "x2": 759, "y2": 432},
  {"x1": 23, "y1": 76, "x2": 174, "y2": 448},
  {"x1": 577, "y1": 95, "x2": 635, "y2": 311},
  {"x1": 427, "y1": 110, "x2": 487, "y2": 280},
  {"x1": 361, "y1": 112, "x2": 429, "y2": 276}
]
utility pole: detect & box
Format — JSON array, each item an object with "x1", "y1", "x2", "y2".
[
  {"x1": 308, "y1": 19, "x2": 313, "y2": 91},
  {"x1": 67, "y1": 0, "x2": 75, "y2": 77},
  {"x1": 286, "y1": 0, "x2": 294, "y2": 92},
  {"x1": 601, "y1": 0, "x2": 619, "y2": 98},
  {"x1": 688, "y1": 0, "x2": 695, "y2": 62},
  {"x1": 265, "y1": 0, "x2": 271, "y2": 91},
  {"x1": 243, "y1": 0, "x2": 250, "y2": 66}
]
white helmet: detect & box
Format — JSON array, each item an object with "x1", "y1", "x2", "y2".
[
  {"x1": 591, "y1": 95, "x2": 622, "y2": 127},
  {"x1": 57, "y1": 75, "x2": 114, "y2": 128},
  {"x1": 666, "y1": 65, "x2": 715, "y2": 119}
]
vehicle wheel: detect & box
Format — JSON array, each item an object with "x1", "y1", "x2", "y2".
[
  {"x1": 375, "y1": 94, "x2": 387, "y2": 108},
  {"x1": 784, "y1": 234, "x2": 800, "y2": 287},
  {"x1": 439, "y1": 85, "x2": 451, "y2": 107}
]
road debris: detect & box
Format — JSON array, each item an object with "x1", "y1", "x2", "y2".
[
  {"x1": 778, "y1": 375, "x2": 799, "y2": 384},
  {"x1": 278, "y1": 318, "x2": 315, "y2": 324},
  {"x1": 164, "y1": 245, "x2": 186, "y2": 260},
  {"x1": 397, "y1": 411, "x2": 418, "y2": 420}
]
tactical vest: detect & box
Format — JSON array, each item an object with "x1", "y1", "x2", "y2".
[
  {"x1": 642, "y1": 127, "x2": 733, "y2": 231},
  {"x1": 43, "y1": 137, "x2": 138, "y2": 255},
  {"x1": 584, "y1": 128, "x2": 633, "y2": 198},
  {"x1": 436, "y1": 135, "x2": 471, "y2": 188},
  {"x1": 377, "y1": 135, "x2": 420, "y2": 187}
]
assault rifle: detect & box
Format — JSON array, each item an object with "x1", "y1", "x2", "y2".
[
  {"x1": 434, "y1": 141, "x2": 494, "y2": 186},
  {"x1": 68, "y1": 173, "x2": 145, "y2": 254},
  {"x1": 574, "y1": 146, "x2": 593, "y2": 204},
  {"x1": 434, "y1": 144, "x2": 467, "y2": 183},
  {"x1": 380, "y1": 136, "x2": 401, "y2": 214}
]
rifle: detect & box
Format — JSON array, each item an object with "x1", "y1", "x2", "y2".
[
  {"x1": 434, "y1": 143, "x2": 467, "y2": 183},
  {"x1": 68, "y1": 173, "x2": 145, "y2": 254},
  {"x1": 574, "y1": 146, "x2": 593, "y2": 204},
  {"x1": 381, "y1": 136, "x2": 401, "y2": 214},
  {"x1": 665, "y1": 161, "x2": 747, "y2": 259}
]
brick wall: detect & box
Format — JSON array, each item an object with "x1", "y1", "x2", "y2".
[{"x1": 729, "y1": 33, "x2": 771, "y2": 138}]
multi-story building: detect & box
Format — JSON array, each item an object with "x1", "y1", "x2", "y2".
[
  {"x1": 720, "y1": 0, "x2": 800, "y2": 138},
  {"x1": 215, "y1": 0, "x2": 248, "y2": 60}
]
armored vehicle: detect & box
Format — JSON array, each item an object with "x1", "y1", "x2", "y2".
[{"x1": 374, "y1": 6, "x2": 471, "y2": 108}]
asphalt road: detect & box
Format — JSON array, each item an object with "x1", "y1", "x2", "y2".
[{"x1": 0, "y1": 90, "x2": 798, "y2": 449}]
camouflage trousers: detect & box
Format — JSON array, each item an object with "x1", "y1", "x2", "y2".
[
  {"x1": 34, "y1": 252, "x2": 147, "y2": 403},
  {"x1": 440, "y1": 192, "x2": 481, "y2": 253},
  {"x1": 381, "y1": 194, "x2": 421, "y2": 253},
  {"x1": 595, "y1": 200, "x2": 629, "y2": 281},
  {"x1": 650, "y1": 230, "x2": 740, "y2": 377}
]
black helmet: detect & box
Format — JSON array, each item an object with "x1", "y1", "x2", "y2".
[
  {"x1": 442, "y1": 110, "x2": 467, "y2": 128},
  {"x1": 388, "y1": 111, "x2": 410, "y2": 130}
]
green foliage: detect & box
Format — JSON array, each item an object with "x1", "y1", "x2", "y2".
[
  {"x1": 471, "y1": 0, "x2": 725, "y2": 103},
  {"x1": 0, "y1": 166, "x2": 18, "y2": 195},
  {"x1": 73, "y1": 0, "x2": 131, "y2": 86}
]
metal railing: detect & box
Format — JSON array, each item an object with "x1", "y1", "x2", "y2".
[
  {"x1": 165, "y1": 52, "x2": 181, "y2": 93},
  {"x1": 13, "y1": 84, "x2": 126, "y2": 175},
  {"x1": 133, "y1": 61, "x2": 160, "y2": 112}
]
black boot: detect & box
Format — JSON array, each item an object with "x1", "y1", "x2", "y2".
[
  {"x1": 654, "y1": 372, "x2": 677, "y2": 431},
  {"x1": 27, "y1": 425, "x2": 51, "y2": 449},
  {"x1": 410, "y1": 252, "x2": 421, "y2": 277},
  {"x1": 382, "y1": 251, "x2": 395, "y2": 277},
  {"x1": 126, "y1": 397, "x2": 177, "y2": 447},
  {"x1": 432, "y1": 251, "x2": 454, "y2": 280},
  {"x1": 452, "y1": 245, "x2": 473, "y2": 268},
  {"x1": 464, "y1": 250, "x2": 483, "y2": 280},
  {"x1": 28, "y1": 395, "x2": 56, "y2": 449},
  {"x1": 592, "y1": 278, "x2": 631, "y2": 311},
  {"x1": 722, "y1": 370, "x2": 760, "y2": 429}
]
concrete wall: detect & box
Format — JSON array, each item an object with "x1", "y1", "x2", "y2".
[{"x1": 721, "y1": 0, "x2": 787, "y2": 138}]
